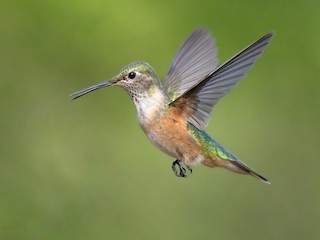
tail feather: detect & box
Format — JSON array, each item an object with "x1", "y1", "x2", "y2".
[
  {"x1": 232, "y1": 160, "x2": 270, "y2": 184},
  {"x1": 187, "y1": 123, "x2": 270, "y2": 184},
  {"x1": 212, "y1": 139, "x2": 270, "y2": 184}
]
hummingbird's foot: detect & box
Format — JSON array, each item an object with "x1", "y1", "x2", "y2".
[{"x1": 172, "y1": 159, "x2": 193, "y2": 178}]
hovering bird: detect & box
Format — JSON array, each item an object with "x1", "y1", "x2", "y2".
[{"x1": 70, "y1": 29, "x2": 272, "y2": 184}]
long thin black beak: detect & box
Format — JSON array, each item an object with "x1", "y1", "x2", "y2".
[{"x1": 69, "y1": 80, "x2": 113, "y2": 100}]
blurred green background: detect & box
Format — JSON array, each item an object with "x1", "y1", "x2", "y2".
[{"x1": 1, "y1": 0, "x2": 319, "y2": 239}]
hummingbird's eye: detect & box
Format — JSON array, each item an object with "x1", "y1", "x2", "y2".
[{"x1": 128, "y1": 71, "x2": 136, "y2": 79}]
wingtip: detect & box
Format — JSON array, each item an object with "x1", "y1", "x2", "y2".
[
  {"x1": 260, "y1": 32, "x2": 274, "y2": 44},
  {"x1": 265, "y1": 32, "x2": 274, "y2": 37}
]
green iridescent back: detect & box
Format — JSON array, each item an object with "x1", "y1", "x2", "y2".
[{"x1": 187, "y1": 122, "x2": 238, "y2": 161}]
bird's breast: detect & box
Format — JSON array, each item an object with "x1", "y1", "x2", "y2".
[{"x1": 140, "y1": 109, "x2": 204, "y2": 165}]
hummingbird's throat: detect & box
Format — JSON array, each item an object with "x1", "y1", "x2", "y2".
[{"x1": 130, "y1": 85, "x2": 168, "y2": 126}]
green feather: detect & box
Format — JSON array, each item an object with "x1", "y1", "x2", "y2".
[{"x1": 187, "y1": 122, "x2": 238, "y2": 161}]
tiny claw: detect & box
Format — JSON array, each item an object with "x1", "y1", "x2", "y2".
[
  {"x1": 171, "y1": 159, "x2": 192, "y2": 178},
  {"x1": 172, "y1": 161, "x2": 180, "y2": 177},
  {"x1": 185, "y1": 165, "x2": 193, "y2": 174}
]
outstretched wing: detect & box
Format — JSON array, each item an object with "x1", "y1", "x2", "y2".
[
  {"x1": 164, "y1": 28, "x2": 218, "y2": 101},
  {"x1": 171, "y1": 33, "x2": 273, "y2": 130}
]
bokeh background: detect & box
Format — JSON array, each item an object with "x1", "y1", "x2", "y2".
[{"x1": 1, "y1": 0, "x2": 319, "y2": 239}]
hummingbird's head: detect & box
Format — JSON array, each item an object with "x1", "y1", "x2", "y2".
[
  {"x1": 113, "y1": 62, "x2": 162, "y2": 101},
  {"x1": 70, "y1": 61, "x2": 162, "y2": 101}
]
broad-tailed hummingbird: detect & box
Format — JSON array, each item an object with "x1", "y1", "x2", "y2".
[{"x1": 70, "y1": 29, "x2": 272, "y2": 183}]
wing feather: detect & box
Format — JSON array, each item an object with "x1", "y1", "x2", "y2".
[
  {"x1": 171, "y1": 33, "x2": 273, "y2": 129},
  {"x1": 164, "y1": 29, "x2": 218, "y2": 101}
]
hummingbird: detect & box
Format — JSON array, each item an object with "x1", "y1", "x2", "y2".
[{"x1": 70, "y1": 29, "x2": 273, "y2": 184}]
